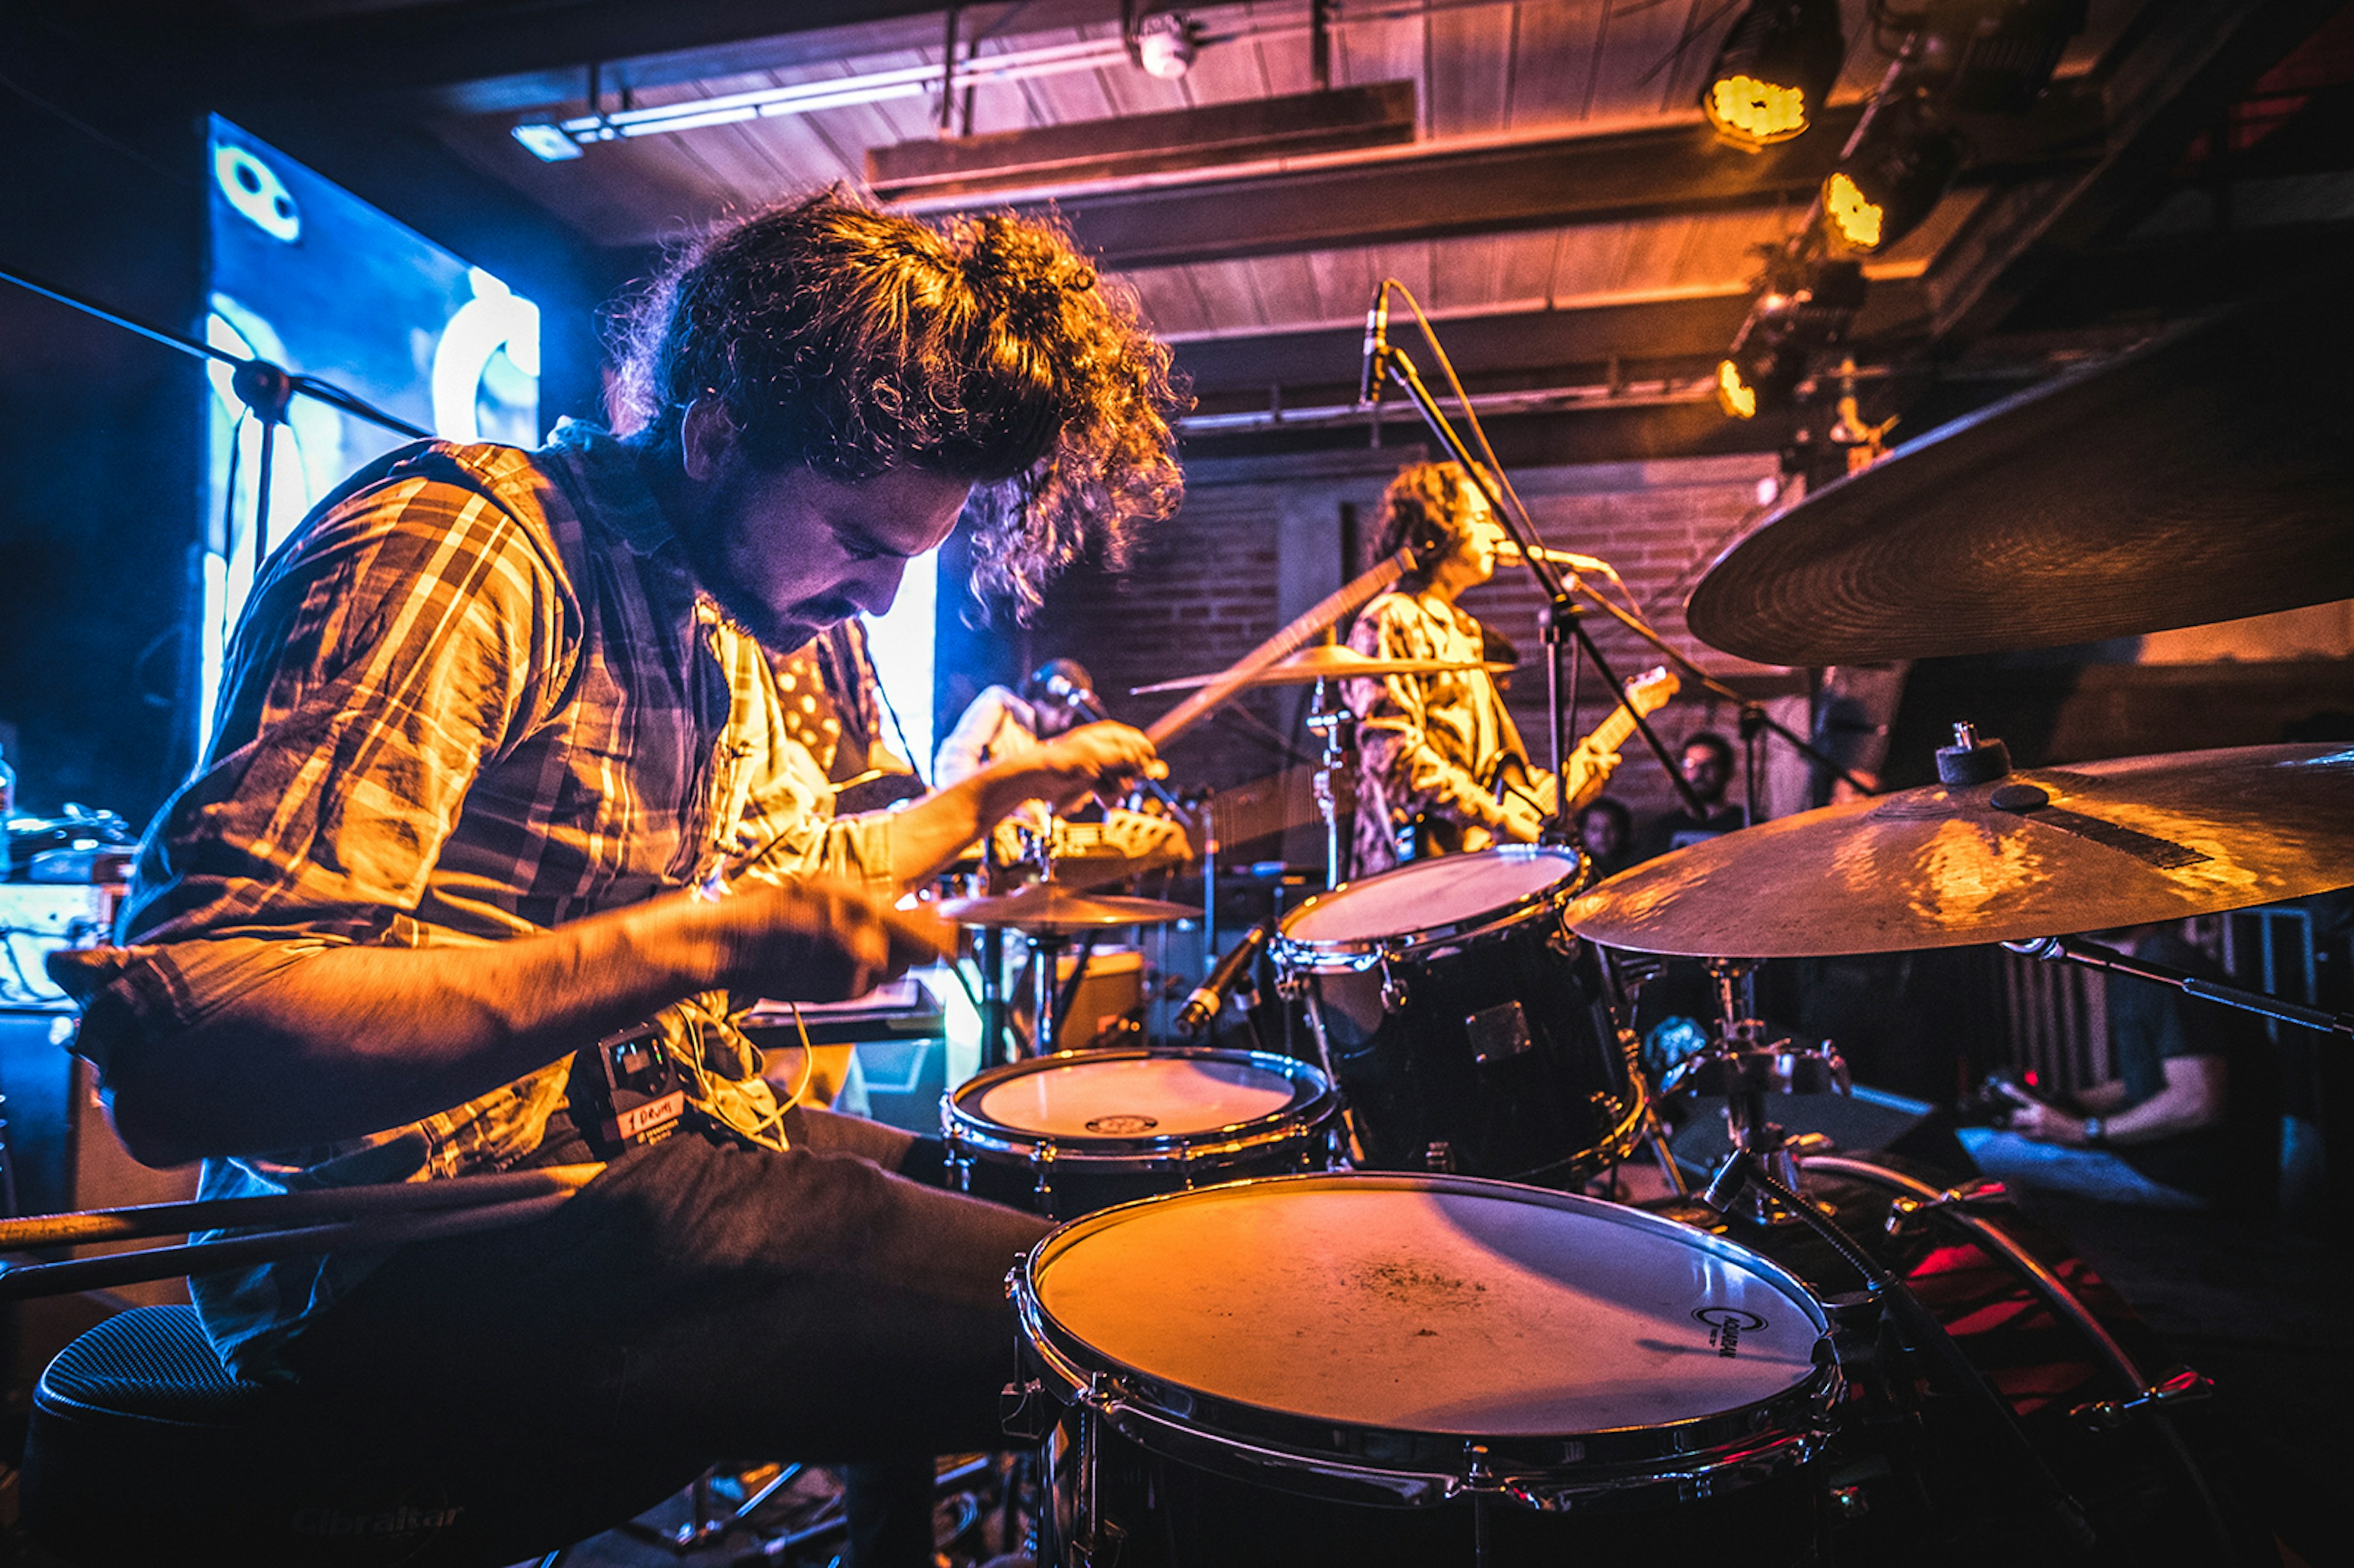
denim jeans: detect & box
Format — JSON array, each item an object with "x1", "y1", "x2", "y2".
[{"x1": 270, "y1": 1106, "x2": 1052, "y2": 1563}]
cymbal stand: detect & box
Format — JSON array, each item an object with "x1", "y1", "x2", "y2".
[
  {"x1": 1304, "y1": 676, "x2": 1353, "y2": 889},
  {"x1": 1664, "y1": 957, "x2": 1851, "y2": 1225},
  {"x1": 2005, "y1": 933, "x2": 2353, "y2": 1038}
]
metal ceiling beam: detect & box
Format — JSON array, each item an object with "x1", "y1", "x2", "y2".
[
  {"x1": 979, "y1": 89, "x2": 2100, "y2": 271},
  {"x1": 1922, "y1": 0, "x2": 2351, "y2": 345},
  {"x1": 1030, "y1": 110, "x2": 1865, "y2": 272},
  {"x1": 1170, "y1": 281, "x2": 1933, "y2": 402},
  {"x1": 172, "y1": 1, "x2": 1121, "y2": 107}
]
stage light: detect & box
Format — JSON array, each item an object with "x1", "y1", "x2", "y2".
[
  {"x1": 1823, "y1": 94, "x2": 1964, "y2": 253},
  {"x1": 1716, "y1": 257, "x2": 1866, "y2": 418},
  {"x1": 1133, "y1": 12, "x2": 1198, "y2": 80},
  {"x1": 1911, "y1": 0, "x2": 2088, "y2": 113},
  {"x1": 1701, "y1": 0, "x2": 1846, "y2": 151}
]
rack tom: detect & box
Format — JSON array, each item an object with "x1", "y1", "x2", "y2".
[{"x1": 1273, "y1": 845, "x2": 1643, "y2": 1184}]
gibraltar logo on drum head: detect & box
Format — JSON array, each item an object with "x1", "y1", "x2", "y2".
[
  {"x1": 1085, "y1": 1113, "x2": 1159, "y2": 1135},
  {"x1": 1693, "y1": 1305, "x2": 1767, "y2": 1357}
]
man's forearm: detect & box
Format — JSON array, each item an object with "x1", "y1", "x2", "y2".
[{"x1": 106, "y1": 891, "x2": 745, "y2": 1166}]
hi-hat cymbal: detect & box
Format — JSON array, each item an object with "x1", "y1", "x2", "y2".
[
  {"x1": 1566, "y1": 743, "x2": 2354, "y2": 957},
  {"x1": 1131, "y1": 642, "x2": 1511, "y2": 695},
  {"x1": 1686, "y1": 286, "x2": 2354, "y2": 666},
  {"x1": 936, "y1": 881, "x2": 1196, "y2": 932}
]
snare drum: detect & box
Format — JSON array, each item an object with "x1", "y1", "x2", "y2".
[
  {"x1": 943, "y1": 1048, "x2": 1339, "y2": 1218},
  {"x1": 1010, "y1": 1173, "x2": 1838, "y2": 1567},
  {"x1": 1273, "y1": 846, "x2": 1644, "y2": 1184}
]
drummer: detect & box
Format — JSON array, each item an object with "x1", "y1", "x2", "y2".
[
  {"x1": 1346, "y1": 461, "x2": 1623, "y2": 877},
  {"x1": 50, "y1": 192, "x2": 1182, "y2": 1567}
]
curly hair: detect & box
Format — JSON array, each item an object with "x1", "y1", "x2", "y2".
[
  {"x1": 1376, "y1": 461, "x2": 1490, "y2": 589},
  {"x1": 611, "y1": 189, "x2": 1188, "y2": 617}
]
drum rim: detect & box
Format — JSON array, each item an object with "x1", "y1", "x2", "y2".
[
  {"x1": 1271, "y1": 845, "x2": 1590, "y2": 969},
  {"x1": 944, "y1": 1046, "x2": 1339, "y2": 1169},
  {"x1": 1012, "y1": 1171, "x2": 1838, "y2": 1502}
]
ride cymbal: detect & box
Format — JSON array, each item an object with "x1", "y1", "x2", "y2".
[
  {"x1": 1566, "y1": 743, "x2": 2354, "y2": 957},
  {"x1": 1686, "y1": 286, "x2": 2354, "y2": 666},
  {"x1": 937, "y1": 882, "x2": 1197, "y2": 932},
  {"x1": 1130, "y1": 642, "x2": 1510, "y2": 695}
]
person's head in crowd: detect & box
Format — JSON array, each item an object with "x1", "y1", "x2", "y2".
[
  {"x1": 612, "y1": 189, "x2": 1189, "y2": 649},
  {"x1": 1577, "y1": 797, "x2": 1632, "y2": 867},
  {"x1": 1022, "y1": 658, "x2": 1097, "y2": 740},
  {"x1": 1379, "y1": 462, "x2": 1506, "y2": 599},
  {"x1": 1680, "y1": 732, "x2": 1735, "y2": 809}
]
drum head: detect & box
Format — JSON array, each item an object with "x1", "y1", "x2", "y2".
[
  {"x1": 1282, "y1": 846, "x2": 1583, "y2": 948},
  {"x1": 1029, "y1": 1176, "x2": 1823, "y2": 1437},
  {"x1": 969, "y1": 1053, "x2": 1307, "y2": 1140}
]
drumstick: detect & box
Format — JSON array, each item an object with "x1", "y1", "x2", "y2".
[{"x1": 1145, "y1": 546, "x2": 1418, "y2": 751}]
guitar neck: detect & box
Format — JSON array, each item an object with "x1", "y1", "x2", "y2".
[{"x1": 1145, "y1": 547, "x2": 1412, "y2": 750}]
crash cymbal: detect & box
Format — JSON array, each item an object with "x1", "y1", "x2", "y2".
[
  {"x1": 1131, "y1": 642, "x2": 1512, "y2": 695},
  {"x1": 937, "y1": 881, "x2": 1197, "y2": 932},
  {"x1": 1686, "y1": 286, "x2": 2354, "y2": 666},
  {"x1": 1566, "y1": 742, "x2": 2354, "y2": 957}
]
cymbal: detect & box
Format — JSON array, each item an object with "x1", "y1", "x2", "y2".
[
  {"x1": 1131, "y1": 642, "x2": 1512, "y2": 695},
  {"x1": 1566, "y1": 744, "x2": 2354, "y2": 957},
  {"x1": 1686, "y1": 286, "x2": 2354, "y2": 666},
  {"x1": 936, "y1": 881, "x2": 1197, "y2": 932}
]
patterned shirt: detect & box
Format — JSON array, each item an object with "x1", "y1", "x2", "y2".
[
  {"x1": 1344, "y1": 590, "x2": 1526, "y2": 877},
  {"x1": 58, "y1": 422, "x2": 892, "y2": 1375}
]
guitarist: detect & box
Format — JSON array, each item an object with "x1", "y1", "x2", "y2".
[{"x1": 1344, "y1": 462, "x2": 1636, "y2": 877}]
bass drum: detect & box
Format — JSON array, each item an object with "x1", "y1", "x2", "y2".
[
  {"x1": 1010, "y1": 1173, "x2": 1839, "y2": 1568},
  {"x1": 1271, "y1": 845, "x2": 1644, "y2": 1184},
  {"x1": 1680, "y1": 1155, "x2": 2272, "y2": 1567},
  {"x1": 944, "y1": 1048, "x2": 1339, "y2": 1219}
]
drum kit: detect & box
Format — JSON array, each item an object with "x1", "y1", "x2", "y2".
[{"x1": 924, "y1": 294, "x2": 2352, "y2": 1566}]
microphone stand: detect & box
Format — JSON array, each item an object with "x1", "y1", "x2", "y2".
[{"x1": 1365, "y1": 339, "x2": 1707, "y2": 829}]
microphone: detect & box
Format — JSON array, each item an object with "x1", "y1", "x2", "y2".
[
  {"x1": 1043, "y1": 672, "x2": 1112, "y2": 722},
  {"x1": 1495, "y1": 541, "x2": 1609, "y2": 573},
  {"x1": 1177, "y1": 921, "x2": 1272, "y2": 1034},
  {"x1": 1357, "y1": 286, "x2": 1388, "y2": 409},
  {"x1": 1044, "y1": 672, "x2": 1189, "y2": 812}
]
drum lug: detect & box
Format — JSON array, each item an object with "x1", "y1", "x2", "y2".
[
  {"x1": 1379, "y1": 953, "x2": 1409, "y2": 1013},
  {"x1": 1424, "y1": 1141, "x2": 1457, "y2": 1173},
  {"x1": 1883, "y1": 1177, "x2": 2009, "y2": 1239},
  {"x1": 1000, "y1": 1377, "x2": 1052, "y2": 1441},
  {"x1": 2070, "y1": 1367, "x2": 2212, "y2": 1430},
  {"x1": 1030, "y1": 1144, "x2": 1059, "y2": 1216},
  {"x1": 1274, "y1": 969, "x2": 1308, "y2": 1003}
]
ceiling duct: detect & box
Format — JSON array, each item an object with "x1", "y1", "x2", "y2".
[{"x1": 866, "y1": 82, "x2": 1415, "y2": 204}]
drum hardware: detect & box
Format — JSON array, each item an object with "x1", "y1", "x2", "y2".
[
  {"x1": 2004, "y1": 931, "x2": 2354, "y2": 1040},
  {"x1": 1661, "y1": 957, "x2": 1852, "y2": 1225},
  {"x1": 2071, "y1": 1368, "x2": 2215, "y2": 1433},
  {"x1": 1566, "y1": 736, "x2": 2354, "y2": 958},
  {"x1": 1699, "y1": 1149, "x2": 2099, "y2": 1556},
  {"x1": 1880, "y1": 1175, "x2": 2009, "y2": 1238},
  {"x1": 1794, "y1": 1155, "x2": 2241, "y2": 1562},
  {"x1": 1303, "y1": 675, "x2": 1351, "y2": 891}
]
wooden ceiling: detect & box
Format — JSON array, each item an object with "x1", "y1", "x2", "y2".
[{"x1": 33, "y1": 0, "x2": 2354, "y2": 456}]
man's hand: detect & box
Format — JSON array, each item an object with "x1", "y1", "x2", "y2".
[
  {"x1": 723, "y1": 878, "x2": 950, "y2": 1002},
  {"x1": 1997, "y1": 1080, "x2": 2089, "y2": 1146},
  {"x1": 1495, "y1": 799, "x2": 1546, "y2": 843},
  {"x1": 1012, "y1": 721, "x2": 1167, "y2": 813}
]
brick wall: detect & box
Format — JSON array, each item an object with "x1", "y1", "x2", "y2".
[{"x1": 1027, "y1": 446, "x2": 1802, "y2": 848}]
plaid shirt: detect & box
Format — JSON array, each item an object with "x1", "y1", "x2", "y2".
[{"x1": 61, "y1": 422, "x2": 893, "y2": 1373}]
